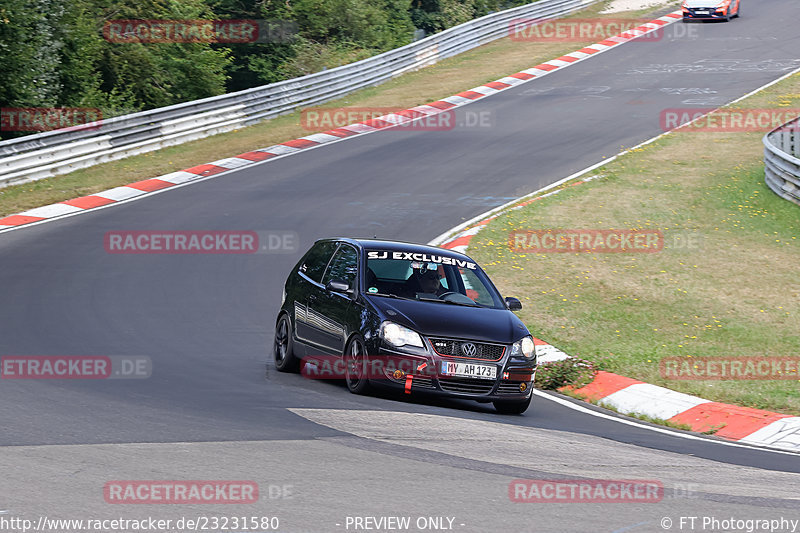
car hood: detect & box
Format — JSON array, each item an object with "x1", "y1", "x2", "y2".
[
  {"x1": 683, "y1": 0, "x2": 720, "y2": 7},
  {"x1": 367, "y1": 296, "x2": 529, "y2": 344}
]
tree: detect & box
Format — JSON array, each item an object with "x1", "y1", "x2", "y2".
[{"x1": 0, "y1": 0, "x2": 64, "y2": 108}]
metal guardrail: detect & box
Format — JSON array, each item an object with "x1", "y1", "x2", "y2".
[
  {"x1": 764, "y1": 116, "x2": 800, "y2": 206},
  {"x1": 0, "y1": 0, "x2": 599, "y2": 188}
]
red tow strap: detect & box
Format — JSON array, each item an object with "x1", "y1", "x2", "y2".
[{"x1": 405, "y1": 363, "x2": 429, "y2": 395}]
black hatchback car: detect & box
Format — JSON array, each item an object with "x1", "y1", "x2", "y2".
[{"x1": 273, "y1": 238, "x2": 537, "y2": 413}]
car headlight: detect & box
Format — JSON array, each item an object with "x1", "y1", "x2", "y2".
[
  {"x1": 510, "y1": 336, "x2": 536, "y2": 361},
  {"x1": 380, "y1": 321, "x2": 424, "y2": 348}
]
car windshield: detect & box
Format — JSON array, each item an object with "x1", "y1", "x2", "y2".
[{"x1": 364, "y1": 250, "x2": 505, "y2": 309}]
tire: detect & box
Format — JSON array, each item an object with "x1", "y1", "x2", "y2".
[
  {"x1": 493, "y1": 395, "x2": 532, "y2": 414},
  {"x1": 273, "y1": 314, "x2": 299, "y2": 372},
  {"x1": 344, "y1": 335, "x2": 371, "y2": 394}
]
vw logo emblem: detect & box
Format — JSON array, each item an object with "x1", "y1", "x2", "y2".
[{"x1": 461, "y1": 343, "x2": 477, "y2": 357}]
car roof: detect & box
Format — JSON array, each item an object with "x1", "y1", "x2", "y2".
[{"x1": 318, "y1": 237, "x2": 475, "y2": 260}]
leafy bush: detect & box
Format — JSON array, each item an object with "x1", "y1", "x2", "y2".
[{"x1": 535, "y1": 357, "x2": 599, "y2": 390}]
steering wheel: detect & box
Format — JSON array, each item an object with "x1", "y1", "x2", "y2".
[{"x1": 439, "y1": 291, "x2": 477, "y2": 305}]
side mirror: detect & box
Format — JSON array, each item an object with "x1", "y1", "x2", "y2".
[
  {"x1": 326, "y1": 279, "x2": 351, "y2": 294},
  {"x1": 505, "y1": 297, "x2": 522, "y2": 311}
]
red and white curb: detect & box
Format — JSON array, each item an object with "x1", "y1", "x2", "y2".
[
  {"x1": 572, "y1": 372, "x2": 800, "y2": 451},
  {"x1": 434, "y1": 156, "x2": 800, "y2": 456},
  {"x1": 0, "y1": 11, "x2": 682, "y2": 233}
]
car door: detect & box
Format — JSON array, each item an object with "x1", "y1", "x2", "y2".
[
  {"x1": 294, "y1": 240, "x2": 338, "y2": 345},
  {"x1": 306, "y1": 243, "x2": 359, "y2": 354}
]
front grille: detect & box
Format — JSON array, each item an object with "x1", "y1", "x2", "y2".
[
  {"x1": 429, "y1": 338, "x2": 506, "y2": 361},
  {"x1": 411, "y1": 376, "x2": 435, "y2": 389},
  {"x1": 498, "y1": 381, "x2": 529, "y2": 395},
  {"x1": 687, "y1": 7, "x2": 717, "y2": 15},
  {"x1": 438, "y1": 377, "x2": 496, "y2": 395}
]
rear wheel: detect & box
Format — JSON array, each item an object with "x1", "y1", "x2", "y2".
[
  {"x1": 493, "y1": 395, "x2": 532, "y2": 414},
  {"x1": 273, "y1": 315, "x2": 299, "y2": 372},
  {"x1": 344, "y1": 335, "x2": 371, "y2": 394}
]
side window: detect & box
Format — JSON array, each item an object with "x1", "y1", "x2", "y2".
[
  {"x1": 322, "y1": 245, "x2": 359, "y2": 288},
  {"x1": 300, "y1": 241, "x2": 338, "y2": 283},
  {"x1": 458, "y1": 267, "x2": 493, "y2": 306}
]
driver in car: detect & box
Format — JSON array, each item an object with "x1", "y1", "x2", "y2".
[{"x1": 404, "y1": 263, "x2": 447, "y2": 297}]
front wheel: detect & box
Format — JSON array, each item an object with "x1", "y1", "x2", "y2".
[
  {"x1": 493, "y1": 395, "x2": 532, "y2": 414},
  {"x1": 344, "y1": 335, "x2": 371, "y2": 394},
  {"x1": 274, "y1": 315, "x2": 299, "y2": 372}
]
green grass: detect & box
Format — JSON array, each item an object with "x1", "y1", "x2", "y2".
[{"x1": 468, "y1": 72, "x2": 800, "y2": 415}]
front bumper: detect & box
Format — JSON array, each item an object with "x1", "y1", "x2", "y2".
[
  {"x1": 683, "y1": 7, "x2": 730, "y2": 19},
  {"x1": 372, "y1": 346, "x2": 535, "y2": 401}
]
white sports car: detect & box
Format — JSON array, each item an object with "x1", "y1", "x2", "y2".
[{"x1": 682, "y1": 0, "x2": 740, "y2": 21}]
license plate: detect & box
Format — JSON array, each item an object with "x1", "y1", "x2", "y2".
[
  {"x1": 695, "y1": 9, "x2": 709, "y2": 14},
  {"x1": 441, "y1": 361, "x2": 496, "y2": 380}
]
